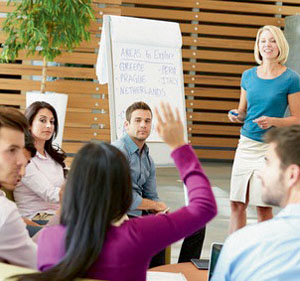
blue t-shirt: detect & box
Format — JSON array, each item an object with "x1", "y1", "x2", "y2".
[{"x1": 241, "y1": 67, "x2": 300, "y2": 142}]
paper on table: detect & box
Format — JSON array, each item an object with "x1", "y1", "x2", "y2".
[{"x1": 147, "y1": 271, "x2": 187, "y2": 281}]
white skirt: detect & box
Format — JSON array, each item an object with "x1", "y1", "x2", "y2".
[{"x1": 230, "y1": 135, "x2": 270, "y2": 207}]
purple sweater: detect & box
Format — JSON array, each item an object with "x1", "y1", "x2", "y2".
[{"x1": 37, "y1": 145, "x2": 217, "y2": 281}]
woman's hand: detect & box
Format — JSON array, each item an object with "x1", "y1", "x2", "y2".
[
  {"x1": 155, "y1": 102, "x2": 185, "y2": 150},
  {"x1": 253, "y1": 116, "x2": 273, "y2": 129},
  {"x1": 228, "y1": 109, "x2": 246, "y2": 123}
]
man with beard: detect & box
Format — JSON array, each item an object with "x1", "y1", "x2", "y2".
[{"x1": 212, "y1": 125, "x2": 300, "y2": 281}]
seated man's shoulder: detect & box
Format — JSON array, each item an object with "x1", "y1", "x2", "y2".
[
  {"x1": 111, "y1": 138, "x2": 125, "y2": 148},
  {"x1": 227, "y1": 220, "x2": 274, "y2": 244},
  {"x1": 218, "y1": 215, "x2": 300, "y2": 281},
  {"x1": 0, "y1": 196, "x2": 16, "y2": 212},
  {"x1": 0, "y1": 197, "x2": 18, "y2": 226},
  {"x1": 111, "y1": 139, "x2": 129, "y2": 156},
  {"x1": 226, "y1": 218, "x2": 280, "y2": 252}
]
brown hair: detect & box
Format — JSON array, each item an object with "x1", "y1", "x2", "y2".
[
  {"x1": 24, "y1": 129, "x2": 37, "y2": 158},
  {"x1": 264, "y1": 125, "x2": 300, "y2": 169},
  {"x1": 125, "y1": 101, "x2": 152, "y2": 122},
  {"x1": 0, "y1": 107, "x2": 28, "y2": 134}
]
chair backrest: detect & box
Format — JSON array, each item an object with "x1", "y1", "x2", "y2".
[{"x1": 0, "y1": 262, "x2": 103, "y2": 281}]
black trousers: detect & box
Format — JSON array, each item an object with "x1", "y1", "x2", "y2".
[
  {"x1": 26, "y1": 219, "x2": 48, "y2": 237},
  {"x1": 178, "y1": 226, "x2": 206, "y2": 263},
  {"x1": 149, "y1": 226, "x2": 206, "y2": 267},
  {"x1": 149, "y1": 248, "x2": 166, "y2": 268}
]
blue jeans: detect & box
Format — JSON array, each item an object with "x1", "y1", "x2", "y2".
[{"x1": 26, "y1": 220, "x2": 48, "y2": 237}]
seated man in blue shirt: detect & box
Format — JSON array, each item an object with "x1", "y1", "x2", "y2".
[
  {"x1": 212, "y1": 125, "x2": 300, "y2": 281},
  {"x1": 112, "y1": 101, "x2": 168, "y2": 217},
  {"x1": 113, "y1": 101, "x2": 206, "y2": 267}
]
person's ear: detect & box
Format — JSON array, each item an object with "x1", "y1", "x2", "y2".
[
  {"x1": 286, "y1": 164, "x2": 300, "y2": 188},
  {"x1": 124, "y1": 120, "x2": 129, "y2": 132}
]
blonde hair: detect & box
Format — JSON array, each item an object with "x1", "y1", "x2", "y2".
[{"x1": 254, "y1": 25, "x2": 289, "y2": 65}]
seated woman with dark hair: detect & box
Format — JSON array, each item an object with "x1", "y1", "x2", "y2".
[
  {"x1": 14, "y1": 101, "x2": 66, "y2": 221},
  {"x1": 15, "y1": 103, "x2": 217, "y2": 281}
]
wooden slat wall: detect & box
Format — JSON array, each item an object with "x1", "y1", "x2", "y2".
[
  {"x1": 115, "y1": 0, "x2": 300, "y2": 160},
  {"x1": 0, "y1": 1, "x2": 116, "y2": 167},
  {"x1": 1, "y1": 0, "x2": 300, "y2": 163}
]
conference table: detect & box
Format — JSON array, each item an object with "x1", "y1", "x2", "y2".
[
  {"x1": 150, "y1": 262, "x2": 208, "y2": 281},
  {"x1": 0, "y1": 262, "x2": 98, "y2": 281},
  {"x1": 1, "y1": 261, "x2": 207, "y2": 281}
]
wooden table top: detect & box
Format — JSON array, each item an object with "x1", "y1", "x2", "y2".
[
  {"x1": 149, "y1": 262, "x2": 208, "y2": 281},
  {"x1": 0, "y1": 262, "x2": 98, "y2": 281}
]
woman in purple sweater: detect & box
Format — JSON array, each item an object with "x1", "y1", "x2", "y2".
[{"x1": 15, "y1": 103, "x2": 217, "y2": 281}]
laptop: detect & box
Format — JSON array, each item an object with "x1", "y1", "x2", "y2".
[{"x1": 207, "y1": 243, "x2": 223, "y2": 280}]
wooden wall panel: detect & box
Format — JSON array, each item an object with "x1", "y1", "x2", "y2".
[
  {"x1": 120, "y1": 7, "x2": 285, "y2": 26},
  {"x1": 0, "y1": 78, "x2": 107, "y2": 95},
  {"x1": 0, "y1": 48, "x2": 97, "y2": 64},
  {"x1": 1, "y1": 0, "x2": 300, "y2": 162},
  {"x1": 0, "y1": 1, "x2": 112, "y2": 165},
  {"x1": 118, "y1": 0, "x2": 300, "y2": 160}
]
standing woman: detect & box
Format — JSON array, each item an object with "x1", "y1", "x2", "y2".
[
  {"x1": 229, "y1": 25, "x2": 300, "y2": 233},
  {"x1": 14, "y1": 101, "x2": 66, "y2": 221}
]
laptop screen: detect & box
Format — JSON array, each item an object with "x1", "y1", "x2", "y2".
[{"x1": 208, "y1": 243, "x2": 223, "y2": 281}]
